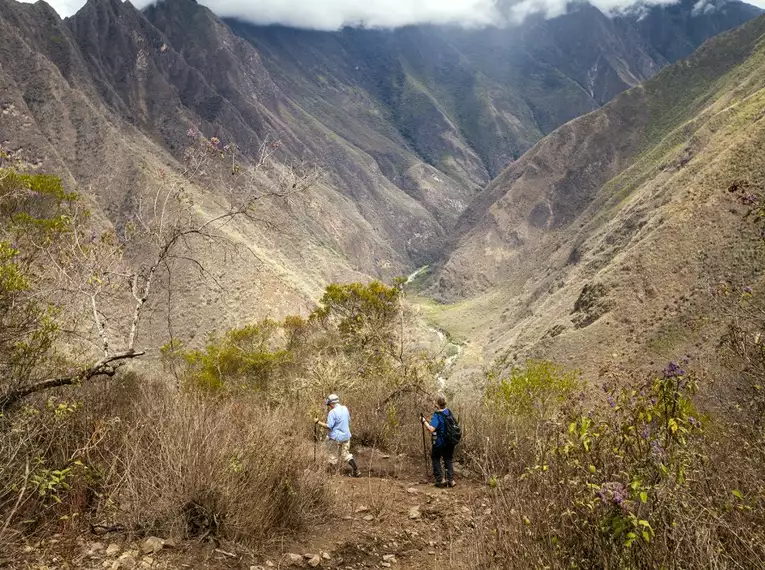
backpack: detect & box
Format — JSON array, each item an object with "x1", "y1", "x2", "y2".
[{"x1": 436, "y1": 410, "x2": 462, "y2": 447}]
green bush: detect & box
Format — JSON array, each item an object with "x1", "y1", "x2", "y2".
[
  {"x1": 180, "y1": 320, "x2": 292, "y2": 392},
  {"x1": 485, "y1": 359, "x2": 580, "y2": 421}
]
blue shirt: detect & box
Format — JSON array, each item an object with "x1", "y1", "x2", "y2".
[
  {"x1": 430, "y1": 408, "x2": 452, "y2": 448},
  {"x1": 327, "y1": 404, "x2": 351, "y2": 442}
]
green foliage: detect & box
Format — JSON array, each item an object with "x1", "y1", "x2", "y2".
[
  {"x1": 182, "y1": 320, "x2": 291, "y2": 392},
  {"x1": 313, "y1": 281, "x2": 401, "y2": 350},
  {"x1": 470, "y1": 358, "x2": 762, "y2": 568},
  {"x1": 176, "y1": 281, "x2": 417, "y2": 398},
  {"x1": 0, "y1": 167, "x2": 79, "y2": 405},
  {"x1": 554, "y1": 365, "x2": 703, "y2": 554},
  {"x1": 486, "y1": 359, "x2": 580, "y2": 421}
]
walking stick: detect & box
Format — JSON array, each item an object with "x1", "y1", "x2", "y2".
[
  {"x1": 420, "y1": 413, "x2": 429, "y2": 478},
  {"x1": 313, "y1": 421, "x2": 318, "y2": 462}
]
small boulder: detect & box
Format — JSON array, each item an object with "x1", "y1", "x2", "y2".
[
  {"x1": 321, "y1": 552, "x2": 331, "y2": 560},
  {"x1": 405, "y1": 488, "x2": 417, "y2": 495},
  {"x1": 140, "y1": 537, "x2": 163, "y2": 555},
  {"x1": 283, "y1": 553, "x2": 305, "y2": 567},
  {"x1": 307, "y1": 555, "x2": 321, "y2": 567},
  {"x1": 382, "y1": 554, "x2": 396, "y2": 562},
  {"x1": 408, "y1": 506, "x2": 421, "y2": 520},
  {"x1": 111, "y1": 553, "x2": 136, "y2": 570},
  {"x1": 355, "y1": 505, "x2": 369, "y2": 513},
  {"x1": 106, "y1": 544, "x2": 121, "y2": 557},
  {"x1": 363, "y1": 514, "x2": 374, "y2": 522}
]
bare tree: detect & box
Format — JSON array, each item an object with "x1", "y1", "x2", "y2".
[{"x1": 0, "y1": 130, "x2": 318, "y2": 413}]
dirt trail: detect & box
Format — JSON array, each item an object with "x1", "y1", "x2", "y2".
[
  {"x1": 266, "y1": 448, "x2": 489, "y2": 569},
  {"x1": 10, "y1": 449, "x2": 490, "y2": 570}
]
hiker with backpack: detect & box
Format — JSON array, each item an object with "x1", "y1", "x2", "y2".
[
  {"x1": 421, "y1": 395, "x2": 460, "y2": 488},
  {"x1": 315, "y1": 393, "x2": 361, "y2": 477}
]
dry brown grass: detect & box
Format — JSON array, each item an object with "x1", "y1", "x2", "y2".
[
  {"x1": 458, "y1": 365, "x2": 765, "y2": 570},
  {"x1": 0, "y1": 374, "x2": 333, "y2": 550}
]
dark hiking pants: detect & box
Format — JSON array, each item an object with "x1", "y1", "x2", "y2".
[{"x1": 431, "y1": 444, "x2": 455, "y2": 482}]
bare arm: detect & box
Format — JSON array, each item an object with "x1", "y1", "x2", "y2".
[
  {"x1": 314, "y1": 413, "x2": 331, "y2": 430},
  {"x1": 421, "y1": 415, "x2": 436, "y2": 433}
]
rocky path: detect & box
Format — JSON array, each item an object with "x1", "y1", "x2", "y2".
[{"x1": 9, "y1": 449, "x2": 490, "y2": 570}]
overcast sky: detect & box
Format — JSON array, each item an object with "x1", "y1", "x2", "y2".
[{"x1": 24, "y1": 0, "x2": 765, "y2": 28}]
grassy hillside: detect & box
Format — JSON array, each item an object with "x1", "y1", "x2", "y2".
[{"x1": 427, "y1": 14, "x2": 765, "y2": 379}]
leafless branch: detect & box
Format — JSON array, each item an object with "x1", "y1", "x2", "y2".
[{"x1": 0, "y1": 350, "x2": 145, "y2": 413}]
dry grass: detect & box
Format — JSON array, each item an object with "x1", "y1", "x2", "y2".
[
  {"x1": 0, "y1": 375, "x2": 333, "y2": 550},
  {"x1": 458, "y1": 365, "x2": 765, "y2": 569}
]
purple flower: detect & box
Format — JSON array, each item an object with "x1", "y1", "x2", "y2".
[
  {"x1": 597, "y1": 482, "x2": 629, "y2": 511},
  {"x1": 663, "y1": 361, "x2": 686, "y2": 378},
  {"x1": 688, "y1": 416, "x2": 701, "y2": 429},
  {"x1": 607, "y1": 395, "x2": 616, "y2": 408},
  {"x1": 743, "y1": 286, "x2": 753, "y2": 295},
  {"x1": 741, "y1": 193, "x2": 759, "y2": 206},
  {"x1": 640, "y1": 425, "x2": 650, "y2": 440},
  {"x1": 651, "y1": 439, "x2": 664, "y2": 458}
]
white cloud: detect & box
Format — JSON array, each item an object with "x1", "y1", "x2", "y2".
[{"x1": 23, "y1": 0, "x2": 765, "y2": 27}]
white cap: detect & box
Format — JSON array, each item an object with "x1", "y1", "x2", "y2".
[{"x1": 325, "y1": 394, "x2": 340, "y2": 405}]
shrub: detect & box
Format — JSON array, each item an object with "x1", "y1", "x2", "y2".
[
  {"x1": 180, "y1": 320, "x2": 292, "y2": 392},
  {"x1": 104, "y1": 388, "x2": 332, "y2": 544},
  {"x1": 462, "y1": 360, "x2": 582, "y2": 481},
  {"x1": 0, "y1": 376, "x2": 333, "y2": 548},
  {"x1": 467, "y1": 360, "x2": 765, "y2": 569}
]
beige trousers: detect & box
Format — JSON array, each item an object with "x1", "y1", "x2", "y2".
[{"x1": 324, "y1": 437, "x2": 353, "y2": 465}]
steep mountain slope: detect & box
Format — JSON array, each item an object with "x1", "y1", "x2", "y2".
[
  {"x1": 0, "y1": 0, "x2": 761, "y2": 353},
  {"x1": 427, "y1": 14, "x2": 765, "y2": 378},
  {"x1": 225, "y1": 2, "x2": 760, "y2": 185},
  {"x1": 632, "y1": 0, "x2": 764, "y2": 61},
  {"x1": 0, "y1": 0, "x2": 455, "y2": 351}
]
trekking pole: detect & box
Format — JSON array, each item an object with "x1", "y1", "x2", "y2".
[
  {"x1": 313, "y1": 421, "x2": 318, "y2": 462},
  {"x1": 420, "y1": 413, "x2": 429, "y2": 478}
]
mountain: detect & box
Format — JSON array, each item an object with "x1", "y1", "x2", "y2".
[
  {"x1": 631, "y1": 0, "x2": 764, "y2": 61},
  {"x1": 223, "y1": 1, "x2": 760, "y2": 183},
  {"x1": 0, "y1": 0, "x2": 761, "y2": 350},
  {"x1": 426, "y1": 13, "x2": 765, "y2": 378}
]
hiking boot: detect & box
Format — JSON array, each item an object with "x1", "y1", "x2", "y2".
[
  {"x1": 348, "y1": 458, "x2": 361, "y2": 477},
  {"x1": 434, "y1": 480, "x2": 447, "y2": 488},
  {"x1": 447, "y1": 480, "x2": 457, "y2": 488}
]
